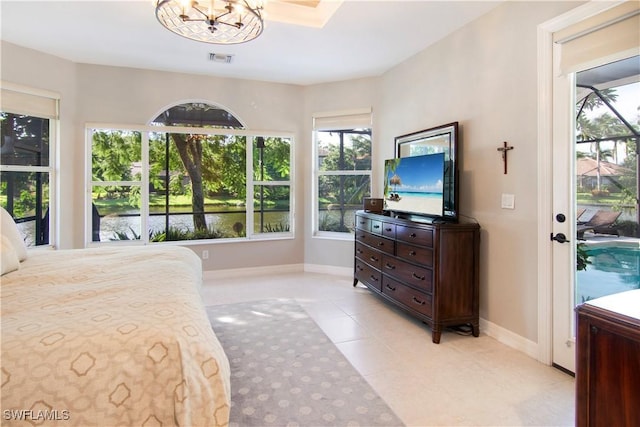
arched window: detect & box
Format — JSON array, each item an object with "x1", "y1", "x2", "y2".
[
  {"x1": 88, "y1": 102, "x2": 293, "y2": 244},
  {"x1": 151, "y1": 102, "x2": 243, "y2": 128}
]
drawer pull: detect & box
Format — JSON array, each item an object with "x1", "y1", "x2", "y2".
[
  {"x1": 356, "y1": 248, "x2": 363, "y2": 254},
  {"x1": 408, "y1": 250, "x2": 416, "y2": 256},
  {"x1": 385, "y1": 227, "x2": 392, "y2": 232},
  {"x1": 412, "y1": 272, "x2": 425, "y2": 281},
  {"x1": 373, "y1": 224, "x2": 381, "y2": 229},
  {"x1": 385, "y1": 263, "x2": 396, "y2": 270},
  {"x1": 356, "y1": 265, "x2": 363, "y2": 271},
  {"x1": 370, "y1": 275, "x2": 379, "y2": 282},
  {"x1": 385, "y1": 284, "x2": 397, "y2": 292},
  {"x1": 410, "y1": 232, "x2": 417, "y2": 238},
  {"x1": 370, "y1": 256, "x2": 379, "y2": 262},
  {"x1": 377, "y1": 242, "x2": 385, "y2": 247},
  {"x1": 412, "y1": 297, "x2": 425, "y2": 306}
]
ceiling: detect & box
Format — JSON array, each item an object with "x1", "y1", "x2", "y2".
[{"x1": 0, "y1": 0, "x2": 501, "y2": 86}]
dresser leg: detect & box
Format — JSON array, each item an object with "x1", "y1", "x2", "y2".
[
  {"x1": 432, "y1": 326, "x2": 442, "y2": 344},
  {"x1": 471, "y1": 322, "x2": 480, "y2": 337},
  {"x1": 353, "y1": 278, "x2": 359, "y2": 287}
]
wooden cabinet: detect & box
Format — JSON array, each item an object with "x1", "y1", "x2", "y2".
[
  {"x1": 575, "y1": 290, "x2": 640, "y2": 427},
  {"x1": 353, "y1": 210, "x2": 480, "y2": 343}
]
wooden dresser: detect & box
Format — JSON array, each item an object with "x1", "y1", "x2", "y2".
[
  {"x1": 575, "y1": 289, "x2": 640, "y2": 427},
  {"x1": 353, "y1": 210, "x2": 480, "y2": 343}
]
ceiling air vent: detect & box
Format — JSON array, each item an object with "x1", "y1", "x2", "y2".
[{"x1": 209, "y1": 53, "x2": 234, "y2": 64}]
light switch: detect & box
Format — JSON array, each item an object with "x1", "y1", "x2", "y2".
[{"x1": 501, "y1": 193, "x2": 515, "y2": 209}]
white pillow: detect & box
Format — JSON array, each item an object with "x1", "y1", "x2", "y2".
[
  {"x1": 1, "y1": 235, "x2": 20, "y2": 275},
  {"x1": 0, "y1": 206, "x2": 28, "y2": 261}
]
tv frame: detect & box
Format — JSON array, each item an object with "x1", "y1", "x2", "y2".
[{"x1": 394, "y1": 122, "x2": 459, "y2": 222}]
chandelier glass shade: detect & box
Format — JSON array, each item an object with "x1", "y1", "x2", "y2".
[{"x1": 155, "y1": 0, "x2": 264, "y2": 44}]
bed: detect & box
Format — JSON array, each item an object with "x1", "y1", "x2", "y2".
[{"x1": 1, "y1": 209, "x2": 230, "y2": 426}]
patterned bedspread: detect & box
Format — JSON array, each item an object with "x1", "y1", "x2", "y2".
[{"x1": 1, "y1": 246, "x2": 230, "y2": 426}]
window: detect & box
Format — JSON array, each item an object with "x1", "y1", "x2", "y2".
[
  {"x1": 1, "y1": 86, "x2": 58, "y2": 246},
  {"x1": 90, "y1": 129, "x2": 143, "y2": 241},
  {"x1": 313, "y1": 109, "x2": 372, "y2": 236},
  {"x1": 88, "y1": 102, "x2": 293, "y2": 244},
  {"x1": 252, "y1": 136, "x2": 292, "y2": 234}
]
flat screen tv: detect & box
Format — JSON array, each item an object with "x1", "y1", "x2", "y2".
[
  {"x1": 384, "y1": 153, "x2": 445, "y2": 219},
  {"x1": 393, "y1": 122, "x2": 459, "y2": 222}
]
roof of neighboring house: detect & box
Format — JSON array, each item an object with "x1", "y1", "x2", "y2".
[{"x1": 576, "y1": 157, "x2": 632, "y2": 177}]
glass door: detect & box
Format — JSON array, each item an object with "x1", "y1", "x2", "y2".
[{"x1": 575, "y1": 58, "x2": 640, "y2": 306}]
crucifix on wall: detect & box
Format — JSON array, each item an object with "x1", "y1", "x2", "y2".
[{"x1": 497, "y1": 141, "x2": 514, "y2": 174}]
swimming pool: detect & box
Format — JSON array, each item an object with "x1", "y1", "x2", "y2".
[{"x1": 576, "y1": 241, "x2": 640, "y2": 304}]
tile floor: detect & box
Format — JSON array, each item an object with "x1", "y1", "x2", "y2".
[{"x1": 200, "y1": 271, "x2": 575, "y2": 426}]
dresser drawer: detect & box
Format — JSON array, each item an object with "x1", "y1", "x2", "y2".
[
  {"x1": 397, "y1": 242, "x2": 433, "y2": 267},
  {"x1": 382, "y1": 276, "x2": 433, "y2": 317},
  {"x1": 396, "y1": 225, "x2": 433, "y2": 247},
  {"x1": 355, "y1": 260, "x2": 382, "y2": 292},
  {"x1": 382, "y1": 222, "x2": 396, "y2": 239},
  {"x1": 355, "y1": 242, "x2": 382, "y2": 270},
  {"x1": 382, "y1": 255, "x2": 433, "y2": 293},
  {"x1": 370, "y1": 219, "x2": 383, "y2": 235},
  {"x1": 355, "y1": 215, "x2": 370, "y2": 231},
  {"x1": 355, "y1": 231, "x2": 394, "y2": 255}
]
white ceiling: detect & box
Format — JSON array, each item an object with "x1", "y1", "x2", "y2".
[{"x1": 0, "y1": 1, "x2": 502, "y2": 86}]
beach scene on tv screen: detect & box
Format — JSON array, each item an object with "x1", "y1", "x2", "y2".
[{"x1": 385, "y1": 153, "x2": 444, "y2": 216}]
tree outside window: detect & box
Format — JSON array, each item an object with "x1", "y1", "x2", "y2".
[
  {"x1": 576, "y1": 80, "x2": 639, "y2": 237},
  {"x1": 89, "y1": 102, "x2": 293, "y2": 243},
  {"x1": 315, "y1": 128, "x2": 372, "y2": 234},
  {"x1": 1, "y1": 112, "x2": 52, "y2": 246}
]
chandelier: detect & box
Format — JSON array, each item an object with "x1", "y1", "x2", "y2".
[{"x1": 155, "y1": 0, "x2": 265, "y2": 44}]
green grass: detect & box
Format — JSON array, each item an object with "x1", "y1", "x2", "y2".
[
  {"x1": 147, "y1": 194, "x2": 245, "y2": 208},
  {"x1": 576, "y1": 192, "x2": 626, "y2": 206},
  {"x1": 92, "y1": 193, "x2": 289, "y2": 215}
]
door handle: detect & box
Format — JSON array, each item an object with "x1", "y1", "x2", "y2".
[{"x1": 550, "y1": 233, "x2": 570, "y2": 244}]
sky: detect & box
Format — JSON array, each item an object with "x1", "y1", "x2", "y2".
[
  {"x1": 387, "y1": 153, "x2": 444, "y2": 194},
  {"x1": 577, "y1": 81, "x2": 639, "y2": 161},
  {"x1": 585, "y1": 82, "x2": 639, "y2": 125}
]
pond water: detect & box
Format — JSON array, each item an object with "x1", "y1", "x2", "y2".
[
  {"x1": 98, "y1": 209, "x2": 290, "y2": 241},
  {"x1": 16, "y1": 209, "x2": 290, "y2": 245},
  {"x1": 576, "y1": 242, "x2": 640, "y2": 304},
  {"x1": 17, "y1": 206, "x2": 359, "y2": 244}
]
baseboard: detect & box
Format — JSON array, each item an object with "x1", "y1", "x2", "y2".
[
  {"x1": 203, "y1": 263, "x2": 352, "y2": 280},
  {"x1": 303, "y1": 264, "x2": 352, "y2": 277},
  {"x1": 203, "y1": 263, "x2": 304, "y2": 280},
  {"x1": 480, "y1": 317, "x2": 539, "y2": 360}
]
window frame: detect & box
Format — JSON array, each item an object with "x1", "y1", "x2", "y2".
[
  {"x1": 248, "y1": 135, "x2": 295, "y2": 238},
  {"x1": 1, "y1": 82, "x2": 58, "y2": 248},
  {"x1": 86, "y1": 123, "x2": 294, "y2": 246},
  {"x1": 312, "y1": 109, "x2": 372, "y2": 240}
]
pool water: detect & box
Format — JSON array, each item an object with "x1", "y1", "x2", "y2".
[{"x1": 576, "y1": 243, "x2": 640, "y2": 305}]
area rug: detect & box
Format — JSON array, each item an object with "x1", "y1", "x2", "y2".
[{"x1": 206, "y1": 299, "x2": 404, "y2": 427}]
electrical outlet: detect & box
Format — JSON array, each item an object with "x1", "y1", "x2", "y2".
[{"x1": 202, "y1": 250, "x2": 209, "y2": 260}]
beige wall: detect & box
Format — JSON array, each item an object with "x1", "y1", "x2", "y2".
[
  {"x1": 1, "y1": 45, "x2": 306, "y2": 269},
  {"x1": 0, "y1": 0, "x2": 581, "y2": 345},
  {"x1": 378, "y1": 0, "x2": 579, "y2": 342},
  {"x1": 74, "y1": 65, "x2": 306, "y2": 270},
  {"x1": 302, "y1": 77, "x2": 379, "y2": 269},
  {"x1": 303, "y1": 1, "x2": 579, "y2": 342},
  {"x1": 1, "y1": 42, "x2": 78, "y2": 249}
]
